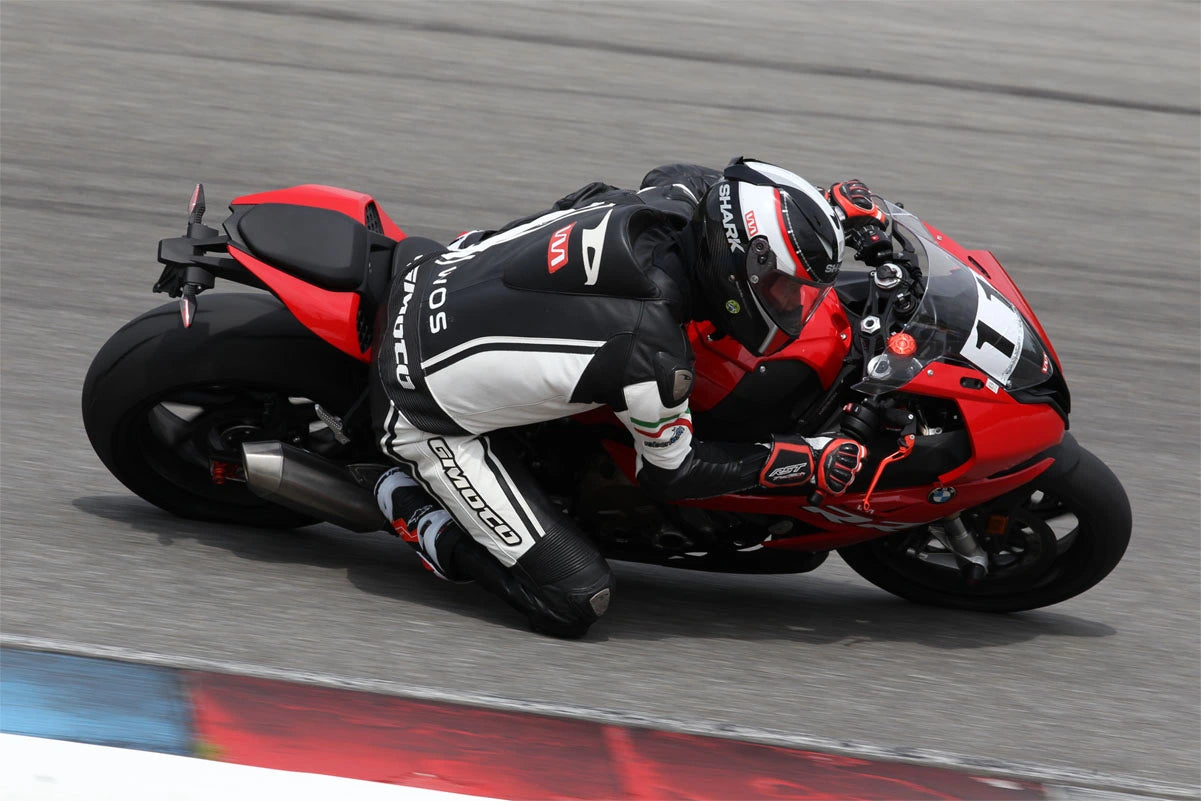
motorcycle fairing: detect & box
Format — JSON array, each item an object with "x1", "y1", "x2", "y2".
[
  {"x1": 896, "y1": 363, "x2": 1064, "y2": 484},
  {"x1": 757, "y1": 457, "x2": 1055, "y2": 550},
  {"x1": 687, "y1": 292, "x2": 853, "y2": 411},
  {"x1": 923, "y1": 222, "x2": 1064, "y2": 380},
  {"x1": 228, "y1": 246, "x2": 368, "y2": 361}
]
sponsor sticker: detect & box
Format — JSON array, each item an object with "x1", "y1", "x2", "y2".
[
  {"x1": 744, "y1": 209, "x2": 759, "y2": 236},
  {"x1": 547, "y1": 222, "x2": 575, "y2": 274},
  {"x1": 644, "y1": 425, "x2": 687, "y2": 449},
  {"x1": 725, "y1": 299, "x2": 741, "y2": 314}
]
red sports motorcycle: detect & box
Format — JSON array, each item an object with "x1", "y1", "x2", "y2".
[{"x1": 83, "y1": 184, "x2": 1130, "y2": 613}]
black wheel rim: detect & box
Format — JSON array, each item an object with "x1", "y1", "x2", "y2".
[{"x1": 869, "y1": 487, "x2": 1090, "y2": 597}]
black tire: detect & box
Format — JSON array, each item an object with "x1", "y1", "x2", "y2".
[
  {"x1": 82, "y1": 294, "x2": 369, "y2": 527},
  {"x1": 838, "y1": 434, "x2": 1131, "y2": 612}
]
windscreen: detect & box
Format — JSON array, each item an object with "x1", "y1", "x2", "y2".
[{"x1": 854, "y1": 203, "x2": 1053, "y2": 397}]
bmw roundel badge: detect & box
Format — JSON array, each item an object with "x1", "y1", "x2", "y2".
[{"x1": 928, "y1": 486, "x2": 956, "y2": 504}]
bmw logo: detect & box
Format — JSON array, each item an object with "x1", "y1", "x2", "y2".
[{"x1": 928, "y1": 487, "x2": 956, "y2": 504}]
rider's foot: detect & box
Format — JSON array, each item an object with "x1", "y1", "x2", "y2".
[{"x1": 374, "y1": 467, "x2": 462, "y2": 581}]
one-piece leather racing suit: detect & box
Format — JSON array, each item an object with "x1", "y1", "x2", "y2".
[{"x1": 372, "y1": 164, "x2": 781, "y2": 636}]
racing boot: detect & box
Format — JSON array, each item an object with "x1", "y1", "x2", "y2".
[{"x1": 374, "y1": 467, "x2": 463, "y2": 581}]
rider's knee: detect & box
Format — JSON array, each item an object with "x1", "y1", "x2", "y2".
[{"x1": 517, "y1": 528, "x2": 614, "y2": 635}]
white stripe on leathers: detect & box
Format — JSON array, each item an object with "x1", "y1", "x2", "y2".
[{"x1": 423, "y1": 348, "x2": 603, "y2": 434}]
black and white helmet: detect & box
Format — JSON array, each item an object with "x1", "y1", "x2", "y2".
[{"x1": 693, "y1": 158, "x2": 845, "y2": 355}]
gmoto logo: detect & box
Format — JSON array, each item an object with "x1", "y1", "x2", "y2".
[
  {"x1": 547, "y1": 222, "x2": 576, "y2": 274},
  {"x1": 428, "y1": 438, "x2": 522, "y2": 547}
]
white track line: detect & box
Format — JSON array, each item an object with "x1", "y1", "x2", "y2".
[
  {"x1": 0, "y1": 734, "x2": 500, "y2": 801},
  {"x1": 1, "y1": 633, "x2": 1195, "y2": 800}
]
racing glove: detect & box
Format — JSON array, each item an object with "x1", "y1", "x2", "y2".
[
  {"x1": 760, "y1": 435, "x2": 867, "y2": 495},
  {"x1": 828, "y1": 179, "x2": 888, "y2": 229}
]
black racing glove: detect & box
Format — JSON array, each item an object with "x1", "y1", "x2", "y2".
[
  {"x1": 811, "y1": 436, "x2": 868, "y2": 495},
  {"x1": 760, "y1": 436, "x2": 868, "y2": 495},
  {"x1": 759, "y1": 437, "x2": 816, "y2": 488}
]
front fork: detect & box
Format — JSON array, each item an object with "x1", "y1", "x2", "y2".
[
  {"x1": 834, "y1": 398, "x2": 991, "y2": 580},
  {"x1": 932, "y1": 514, "x2": 990, "y2": 580}
]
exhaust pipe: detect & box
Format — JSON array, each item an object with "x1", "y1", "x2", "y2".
[{"x1": 242, "y1": 441, "x2": 389, "y2": 533}]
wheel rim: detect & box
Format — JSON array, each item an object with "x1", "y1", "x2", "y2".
[{"x1": 869, "y1": 487, "x2": 1091, "y2": 598}]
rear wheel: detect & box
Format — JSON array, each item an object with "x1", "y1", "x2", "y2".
[
  {"x1": 82, "y1": 294, "x2": 370, "y2": 527},
  {"x1": 838, "y1": 435, "x2": 1131, "y2": 612}
]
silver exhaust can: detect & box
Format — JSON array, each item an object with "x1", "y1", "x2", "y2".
[{"x1": 242, "y1": 441, "x2": 389, "y2": 533}]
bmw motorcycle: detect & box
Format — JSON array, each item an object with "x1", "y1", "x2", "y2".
[{"x1": 82, "y1": 183, "x2": 1131, "y2": 613}]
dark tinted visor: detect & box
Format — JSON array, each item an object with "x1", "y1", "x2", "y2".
[{"x1": 746, "y1": 239, "x2": 832, "y2": 336}]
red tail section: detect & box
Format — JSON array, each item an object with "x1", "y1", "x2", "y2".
[{"x1": 227, "y1": 185, "x2": 407, "y2": 362}]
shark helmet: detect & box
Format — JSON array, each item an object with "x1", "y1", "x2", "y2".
[{"x1": 693, "y1": 158, "x2": 845, "y2": 355}]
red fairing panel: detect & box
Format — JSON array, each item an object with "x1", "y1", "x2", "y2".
[
  {"x1": 759, "y1": 458, "x2": 1055, "y2": 550},
  {"x1": 896, "y1": 362, "x2": 1064, "y2": 483},
  {"x1": 601, "y1": 433, "x2": 1057, "y2": 550},
  {"x1": 229, "y1": 246, "x2": 369, "y2": 362},
  {"x1": 232, "y1": 184, "x2": 406, "y2": 241},
  {"x1": 922, "y1": 222, "x2": 1062, "y2": 375},
  {"x1": 688, "y1": 294, "x2": 852, "y2": 411}
]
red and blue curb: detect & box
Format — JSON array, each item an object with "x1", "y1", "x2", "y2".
[{"x1": 0, "y1": 644, "x2": 1182, "y2": 800}]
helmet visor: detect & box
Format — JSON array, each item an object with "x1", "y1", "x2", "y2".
[{"x1": 746, "y1": 242, "x2": 832, "y2": 337}]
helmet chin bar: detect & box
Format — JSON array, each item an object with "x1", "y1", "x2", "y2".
[{"x1": 749, "y1": 292, "x2": 784, "y2": 355}]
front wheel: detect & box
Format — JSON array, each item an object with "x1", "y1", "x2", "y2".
[
  {"x1": 82, "y1": 294, "x2": 370, "y2": 527},
  {"x1": 838, "y1": 435, "x2": 1131, "y2": 612}
]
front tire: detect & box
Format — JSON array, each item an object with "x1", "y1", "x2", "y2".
[
  {"x1": 838, "y1": 434, "x2": 1131, "y2": 612},
  {"x1": 82, "y1": 294, "x2": 369, "y2": 527}
]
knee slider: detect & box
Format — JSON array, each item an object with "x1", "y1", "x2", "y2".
[{"x1": 517, "y1": 528, "x2": 614, "y2": 623}]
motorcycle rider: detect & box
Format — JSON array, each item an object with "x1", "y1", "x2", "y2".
[{"x1": 373, "y1": 158, "x2": 889, "y2": 637}]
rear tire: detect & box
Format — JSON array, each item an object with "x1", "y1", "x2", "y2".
[
  {"x1": 82, "y1": 294, "x2": 369, "y2": 527},
  {"x1": 838, "y1": 434, "x2": 1131, "y2": 612}
]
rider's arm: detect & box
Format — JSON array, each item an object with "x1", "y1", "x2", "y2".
[
  {"x1": 635, "y1": 164, "x2": 723, "y2": 222},
  {"x1": 615, "y1": 380, "x2": 768, "y2": 502},
  {"x1": 640, "y1": 163, "x2": 722, "y2": 199},
  {"x1": 616, "y1": 383, "x2": 868, "y2": 501}
]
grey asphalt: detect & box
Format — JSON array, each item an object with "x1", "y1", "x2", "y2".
[{"x1": 2, "y1": 0, "x2": 1198, "y2": 791}]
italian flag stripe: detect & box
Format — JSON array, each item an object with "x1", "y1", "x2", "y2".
[
  {"x1": 629, "y1": 409, "x2": 691, "y2": 429},
  {"x1": 634, "y1": 417, "x2": 694, "y2": 438}
]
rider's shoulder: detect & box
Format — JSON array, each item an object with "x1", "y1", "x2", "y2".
[{"x1": 498, "y1": 202, "x2": 671, "y2": 300}]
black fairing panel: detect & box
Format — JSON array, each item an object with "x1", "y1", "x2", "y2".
[
  {"x1": 693, "y1": 359, "x2": 823, "y2": 442},
  {"x1": 236, "y1": 204, "x2": 368, "y2": 290}
]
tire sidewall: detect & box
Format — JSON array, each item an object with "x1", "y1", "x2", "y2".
[
  {"x1": 839, "y1": 435, "x2": 1132, "y2": 612},
  {"x1": 82, "y1": 294, "x2": 369, "y2": 525}
]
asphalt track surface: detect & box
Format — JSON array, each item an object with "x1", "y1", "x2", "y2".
[{"x1": 2, "y1": 0, "x2": 1198, "y2": 793}]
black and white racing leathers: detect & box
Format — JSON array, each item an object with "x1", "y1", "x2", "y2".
[{"x1": 371, "y1": 168, "x2": 769, "y2": 635}]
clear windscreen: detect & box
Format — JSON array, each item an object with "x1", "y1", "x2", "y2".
[{"x1": 854, "y1": 202, "x2": 1053, "y2": 396}]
